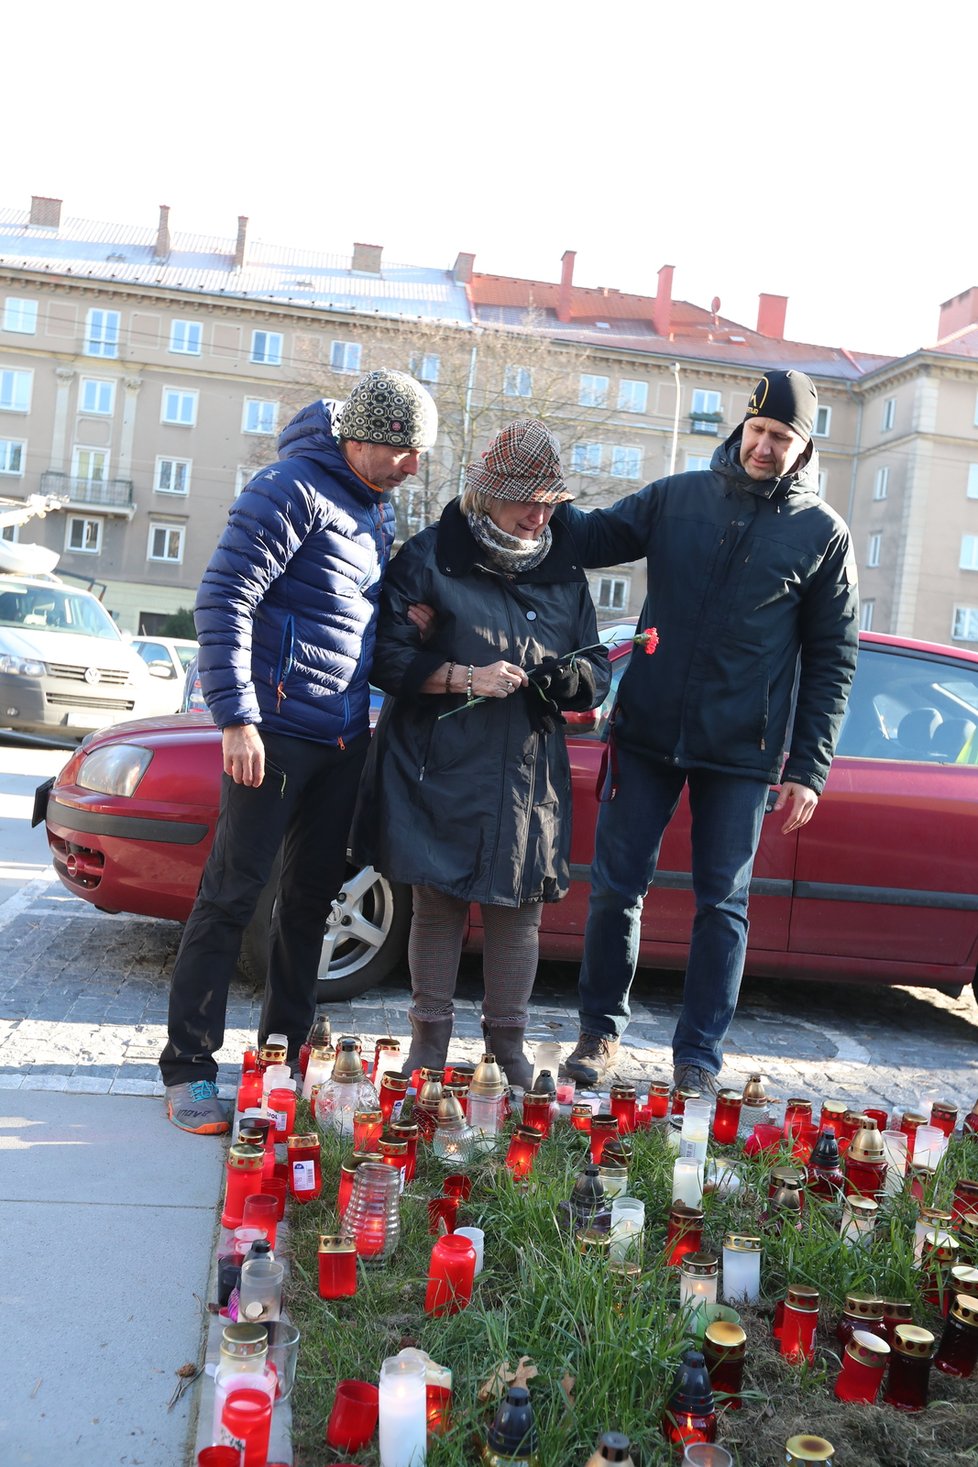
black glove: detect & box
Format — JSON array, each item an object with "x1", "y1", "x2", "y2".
[
  {"x1": 522, "y1": 683, "x2": 565, "y2": 737},
  {"x1": 526, "y1": 656, "x2": 580, "y2": 705}
]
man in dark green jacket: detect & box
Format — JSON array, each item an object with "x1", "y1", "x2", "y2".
[{"x1": 560, "y1": 369, "x2": 859, "y2": 1093}]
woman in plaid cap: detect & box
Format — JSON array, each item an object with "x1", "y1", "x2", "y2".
[{"x1": 353, "y1": 420, "x2": 610, "y2": 1088}]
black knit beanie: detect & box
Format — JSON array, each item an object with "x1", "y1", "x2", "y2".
[{"x1": 744, "y1": 370, "x2": 817, "y2": 440}]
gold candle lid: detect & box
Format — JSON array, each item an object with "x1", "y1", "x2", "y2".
[
  {"x1": 930, "y1": 1099, "x2": 957, "y2": 1119},
  {"x1": 259, "y1": 1042, "x2": 287, "y2": 1062},
  {"x1": 510, "y1": 1125, "x2": 543, "y2": 1145},
  {"x1": 901, "y1": 1110, "x2": 927, "y2": 1130},
  {"x1": 882, "y1": 1298, "x2": 913, "y2": 1321},
  {"x1": 723, "y1": 1233, "x2": 761, "y2": 1252},
  {"x1": 608, "y1": 1260, "x2": 642, "y2": 1285},
  {"x1": 318, "y1": 1233, "x2": 356, "y2": 1254},
  {"x1": 436, "y1": 1095, "x2": 466, "y2": 1125},
  {"x1": 716, "y1": 1088, "x2": 743, "y2": 1106},
  {"x1": 704, "y1": 1320, "x2": 747, "y2": 1352},
  {"x1": 921, "y1": 1231, "x2": 959, "y2": 1264},
  {"x1": 950, "y1": 1293, "x2": 978, "y2": 1326},
  {"x1": 956, "y1": 1212, "x2": 978, "y2": 1241},
  {"x1": 680, "y1": 1251, "x2": 719, "y2": 1277},
  {"x1": 668, "y1": 1201, "x2": 705, "y2": 1224},
  {"x1": 418, "y1": 1077, "x2": 444, "y2": 1106},
  {"x1": 374, "y1": 1037, "x2": 400, "y2": 1055},
  {"x1": 820, "y1": 1099, "x2": 847, "y2": 1118},
  {"x1": 388, "y1": 1120, "x2": 419, "y2": 1140},
  {"x1": 307, "y1": 1043, "x2": 335, "y2": 1065},
  {"x1": 785, "y1": 1097, "x2": 813, "y2": 1113},
  {"x1": 287, "y1": 1132, "x2": 319, "y2": 1149},
  {"x1": 844, "y1": 1197, "x2": 879, "y2": 1220},
  {"x1": 845, "y1": 1331, "x2": 890, "y2": 1366},
  {"x1": 786, "y1": 1283, "x2": 820, "y2": 1310},
  {"x1": 648, "y1": 1081, "x2": 671, "y2": 1097},
  {"x1": 354, "y1": 1108, "x2": 383, "y2": 1125},
  {"x1": 443, "y1": 1081, "x2": 469, "y2": 1102},
  {"x1": 893, "y1": 1324, "x2": 934, "y2": 1357},
  {"x1": 786, "y1": 1436, "x2": 835, "y2": 1464},
  {"x1": 331, "y1": 1039, "x2": 365, "y2": 1080},
  {"x1": 849, "y1": 1118, "x2": 885, "y2": 1162},
  {"x1": 378, "y1": 1137, "x2": 407, "y2": 1159},
  {"x1": 591, "y1": 1114, "x2": 620, "y2": 1131},
  {"x1": 227, "y1": 1142, "x2": 264, "y2": 1170},
  {"x1": 917, "y1": 1205, "x2": 953, "y2": 1225},
  {"x1": 742, "y1": 1074, "x2": 768, "y2": 1104},
  {"x1": 221, "y1": 1322, "x2": 268, "y2": 1356},
  {"x1": 951, "y1": 1265, "x2": 978, "y2": 1291},
  {"x1": 843, "y1": 1293, "x2": 883, "y2": 1318},
  {"x1": 577, "y1": 1227, "x2": 612, "y2": 1256},
  {"x1": 770, "y1": 1164, "x2": 807, "y2": 1187},
  {"x1": 610, "y1": 1083, "x2": 637, "y2": 1101},
  {"x1": 380, "y1": 1069, "x2": 410, "y2": 1092},
  {"x1": 469, "y1": 1054, "x2": 506, "y2": 1097}
]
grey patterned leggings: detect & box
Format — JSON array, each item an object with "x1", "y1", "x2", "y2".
[{"x1": 407, "y1": 884, "x2": 543, "y2": 1027}]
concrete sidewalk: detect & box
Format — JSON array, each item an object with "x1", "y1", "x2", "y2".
[{"x1": 1, "y1": 1089, "x2": 224, "y2": 1467}]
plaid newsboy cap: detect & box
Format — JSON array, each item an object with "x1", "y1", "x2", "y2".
[{"x1": 464, "y1": 419, "x2": 573, "y2": 504}]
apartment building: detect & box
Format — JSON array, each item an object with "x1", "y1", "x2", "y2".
[{"x1": 2, "y1": 195, "x2": 978, "y2": 646}]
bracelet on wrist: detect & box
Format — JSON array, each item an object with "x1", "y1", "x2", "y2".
[
  {"x1": 445, "y1": 660, "x2": 456, "y2": 694},
  {"x1": 466, "y1": 664, "x2": 474, "y2": 702}
]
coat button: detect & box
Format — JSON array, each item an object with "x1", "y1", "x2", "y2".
[{"x1": 526, "y1": 610, "x2": 537, "y2": 620}]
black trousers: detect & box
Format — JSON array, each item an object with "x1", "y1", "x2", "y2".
[{"x1": 159, "y1": 728, "x2": 368, "y2": 1086}]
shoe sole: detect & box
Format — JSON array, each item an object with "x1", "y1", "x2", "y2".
[{"x1": 166, "y1": 1100, "x2": 229, "y2": 1135}]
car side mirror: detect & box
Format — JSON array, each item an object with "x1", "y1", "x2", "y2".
[
  {"x1": 148, "y1": 661, "x2": 175, "y2": 678},
  {"x1": 564, "y1": 708, "x2": 599, "y2": 732}
]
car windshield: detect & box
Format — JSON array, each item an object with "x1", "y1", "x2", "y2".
[{"x1": 0, "y1": 580, "x2": 121, "y2": 640}]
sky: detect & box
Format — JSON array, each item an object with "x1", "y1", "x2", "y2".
[{"x1": 6, "y1": 2, "x2": 973, "y2": 359}]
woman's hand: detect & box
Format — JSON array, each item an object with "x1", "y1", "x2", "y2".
[{"x1": 470, "y1": 660, "x2": 528, "y2": 699}]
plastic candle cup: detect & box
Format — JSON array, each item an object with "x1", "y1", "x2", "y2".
[
  {"x1": 442, "y1": 1172, "x2": 472, "y2": 1200},
  {"x1": 519, "y1": 1092, "x2": 553, "y2": 1139},
  {"x1": 220, "y1": 1143, "x2": 266, "y2": 1230},
  {"x1": 241, "y1": 1192, "x2": 278, "y2": 1250},
  {"x1": 427, "y1": 1194, "x2": 459, "y2": 1234},
  {"x1": 318, "y1": 1234, "x2": 357, "y2": 1299},
  {"x1": 326, "y1": 1378, "x2": 381, "y2": 1453},
  {"x1": 609, "y1": 1196, "x2": 645, "y2": 1263},
  {"x1": 672, "y1": 1157, "x2": 705, "y2": 1208},
  {"x1": 589, "y1": 1114, "x2": 620, "y2": 1164},
  {"x1": 833, "y1": 1330, "x2": 890, "y2": 1403},
  {"x1": 881, "y1": 1129, "x2": 909, "y2": 1195},
  {"x1": 721, "y1": 1234, "x2": 761, "y2": 1304},
  {"x1": 505, "y1": 1125, "x2": 543, "y2": 1179},
  {"x1": 354, "y1": 1108, "x2": 385, "y2": 1152},
  {"x1": 453, "y1": 1225, "x2": 485, "y2": 1275},
  {"x1": 914, "y1": 1124, "x2": 949, "y2": 1170},
  {"x1": 711, "y1": 1090, "x2": 742, "y2": 1145},
  {"x1": 571, "y1": 1102, "x2": 593, "y2": 1133},
  {"x1": 378, "y1": 1351, "x2": 428, "y2": 1467},
  {"x1": 220, "y1": 1385, "x2": 272, "y2": 1467},
  {"x1": 555, "y1": 1078, "x2": 576, "y2": 1106},
  {"x1": 424, "y1": 1233, "x2": 477, "y2": 1316},
  {"x1": 883, "y1": 1325, "x2": 935, "y2": 1412}
]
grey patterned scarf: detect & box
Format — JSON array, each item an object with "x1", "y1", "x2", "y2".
[{"x1": 466, "y1": 511, "x2": 552, "y2": 573}]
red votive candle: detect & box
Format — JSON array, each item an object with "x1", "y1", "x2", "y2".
[
  {"x1": 267, "y1": 1086, "x2": 296, "y2": 1142},
  {"x1": 609, "y1": 1084, "x2": 638, "y2": 1135},
  {"x1": 783, "y1": 1097, "x2": 813, "y2": 1138},
  {"x1": 236, "y1": 1069, "x2": 264, "y2": 1113},
  {"x1": 378, "y1": 1070, "x2": 410, "y2": 1124},
  {"x1": 952, "y1": 1179, "x2": 978, "y2": 1223},
  {"x1": 645, "y1": 1081, "x2": 670, "y2": 1118},
  {"x1": 665, "y1": 1202, "x2": 704, "y2": 1266},
  {"x1": 221, "y1": 1144, "x2": 265, "y2": 1230},
  {"x1": 834, "y1": 1331, "x2": 889, "y2": 1403},
  {"x1": 778, "y1": 1285, "x2": 821, "y2": 1362},
  {"x1": 221, "y1": 1385, "x2": 272, "y2": 1467},
  {"x1": 589, "y1": 1114, "x2": 619, "y2": 1164},
  {"x1": 241, "y1": 1192, "x2": 279, "y2": 1250},
  {"x1": 520, "y1": 1092, "x2": 553, "y2": 1139},
  {"x1": 286, "y1": 1132, "x2": 322, "y2": 1204},
  {"x1": 934, "y1": 1293, "x2": 978, "y2": 1377},
  {"x1": 353, "y1": 1108, "x2": 384, "y2": 1152},
  {"x1": 505, "y1": 1125, "x2": 543, "y2": 1179},
  {"x1": 712, "y1": 1090, "x2": 742, "y2": 1144},
  {"x1": 318, "y1": 1235, "x2": 358, "y2": 1299},
  {"x1": 442, "y1": 1173, "x2": 472, "y2": 1200},
  {"x1": 424, "y1": 1233, "x2": 477, "y2": 1316},
  {"x1": 378, "y1": 1136, "x2": 408, "y2": 1191},
  {"x1": 929, "y1": 1101, "x2": 958, "y2": 1138},
  {"x1": 883, "y1": 1325, "x2": 935, "y2": 1412},
  {"x1": 389, "y1": 1121, "x2": 420, "y2": 1184},
  {"x1": 570, "y1": 1103, "x2": 593, "y2": 1133}
]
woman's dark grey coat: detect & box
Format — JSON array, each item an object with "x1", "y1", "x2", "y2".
[{"x1": 352, "y1": 499, "x2": 610, "y2": 907}]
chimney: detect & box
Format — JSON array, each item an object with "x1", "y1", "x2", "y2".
[
  {"x1": 352, "y1": 242, "x2": 383, "y2": 274},
  {"x1": 757, "y1": 293, "x2": 788, "y2": 340},
  {"x1": 557, "y1": 250, "x2": 576, "y2": 323},
  {"x1": 653, "y1": 264, "x2": 674, "y2": 336},
  {"x1": 233, "y1": 216, "x2": 248, "y2": 270},
  {"x1": 29, "y1": 195, "x2": 62, "y2": 229},
  {"x1": 154, "y1": 204, "x2": 171, "y2": 261},
  {"x1": 453, "y1": 251, "x2": 475, "y2": 284},
  {"x1": 937, "y1": 286, "x2": 978, "y2": 341}
]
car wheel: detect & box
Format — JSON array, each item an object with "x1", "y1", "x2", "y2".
[{"x1": 238, "y1": 858, "x2": 411, "y2": 1003}]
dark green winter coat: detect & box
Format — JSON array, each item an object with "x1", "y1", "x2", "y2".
[
  {"x1": 558, "y1": 429, "x2": 858, "y2": 794},
  {"x1": 352, "y1": 500, "x2": 611, "y2": 905}
]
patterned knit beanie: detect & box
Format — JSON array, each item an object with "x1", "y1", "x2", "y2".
[{"x1": 336, "y1": 369, "x2": 438, "y2": 449}]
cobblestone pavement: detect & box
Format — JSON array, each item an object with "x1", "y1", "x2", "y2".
[{"x1": 2, "y1": 870, "x2": 976, "y2": 1116}]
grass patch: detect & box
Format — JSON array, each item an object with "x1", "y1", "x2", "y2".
[{"x1": 283, "y1": 1103, "x2": 977, "y2": 1466}]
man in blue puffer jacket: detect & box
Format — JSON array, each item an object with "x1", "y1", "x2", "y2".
[{"x1": 159, "y1": 370, "x2": 438, "y2": 1133}]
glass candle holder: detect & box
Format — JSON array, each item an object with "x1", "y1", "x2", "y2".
[
  {"x1": 702, "y1": 1320, "x2": 747, "y2": 1410},
  {"x1": 743, "y1": 1122, "x2": 784, "y2": 1158},
  {"x1": 286, "y1": 1132, "x2": 322, "y2": 1204},
  {"x1": 221, "y1": 1143, "x2": 265, "y2": 1230},
  {"x1": 818, "y1": 1098, "x2": 847, "y2": 1132},
  {"x1": 672, "y1": 1158, "x2": 704, "y2": 1209},
  {"x1": 378, "y1": 1136, "x2": 409, "y2": 1193},
  {"x1": 520, "y1": 1091, "x2": 553, "y2": 1139},
  {"x1": 236, "y1": 1068, "x2": 264, "y2": 1113},
  {"x1": 427, "y1": 1194, "x2": 459, "y2": 1235},
  {"x1": 378, "y1": 1349, "x2": 428, "y2": 1467},
  {"x1": 834, "y1": 1330, "x2": 890, "y2": 1403},
  {"x1": 555, "y1": 1077, "x2": 576, "y2": 1107},
  {"x1": 220, "y1": 1384, "x2": 273, "y2": 1467},
  {"x1": 505, "y1": 1125, "x2": 543, "y2": 1179},
  {"x1": 571, "y1": 1102, "x2": 593, "y2": 1133},
  {"x1": 682, "y1": 1448, "x2": 733, "y2": 1467},
  {"x1": 883, "y1": 1325, "x2": 935, "y2": 1412},
  {"x1": 327, "y1": 1378, "x2": 381, "y2": 1454},
  {"x1": 711, "y1": 1090, "x2": 742, "y2": 1145},
  {"x1": 680, "y1": 1252, "x2": 719, "y2": 1315},
  {"x1": 609, "y1": 1083, "x2": 638, "y2": 1135},
  {"x1": 779, "y1": 1286, "x2": 820, "y2": 1363},
  {"x1": 240, "y1": 1192, "x2": 278, "y2": 1251},
  {"x1": 354, "y1": 1108, "x2": 385, "y2": 1152},
  {"x1": 881, "y1": 1299, "x2": 913, "y2": 1344},
  {"x1": 929, "y1": 1100, "x2": 958, "y2": 1138},
  {"x1": 878, "y1": 1128, "x2": 909, "y2": 1196},
  {"x1": 432, "y1": 1097, "x2": 474, "y2": 1164},
  {"x1": 315, "y1": 1039, "x2": 381, "y2": 1137},
  {"x1": 424, "y1": 1233, "x2": 477, "y2": 1316},
  {"x1": 609, "y1": 1196, "x2": 645, "y2": 1262},
  {"x1": 342, "y1": 1160, "x2": 401, "y2": 1264},
  {"x1": 953, "y1": 1179, "x2": 978, "y2": 1223},
  {"x1": 389, "y1": 1121, "x2": 420, "y2": 1184},
  {"x1": 836, "y1": 1293, "x2": 887, "y2": 1348},
  {"x1": 665, "y1": 1202, "x2": 705, "y2": 1265},
  {"x1": 646, "y1": 1081, "x2": 671, "y2": 1118},
  {"x1": 442, "y1": 1172, "x2": 472, "y2": 1200},
  {"x1": 933, "y1": 1292, "x2": 978, "y2": 1377},
  {"x1": 785, "y1": 1436, "x2": 835, "y2": 1465},
  {"x1": 558, "y1": 1164, "x2": 610, "y2": 1235},
  {"x1": 319, "y1": 1234, "x2": 357, "y2": 1299},
  {"x1": 237, "y1": 1255, "x2": 285, "y2": 1324},
  {"x1": 914, "y1": 1205, "x2": 954, "y2": 1261},
  {"x1": 378, "y1": 1070, "x2": 411, "y2": 1125},
  {"x1": 589, "y1": 1114, "x2": 620, "y2": 1165},
  {"x1": 598, "y1": 1157, "x2": 630, "y2": 1200},
  {"x1": 721, "y1": 1234, "x2": 761, "y2": 1303},
  {"x1": 784, "y1": 1097, "x2": 813, "y2": 1138},
  {"x1": 840, "y1": 1195, "x2": 878, "y2": 1247},
  {"x1": 266, "y1": 1084, "x2": 297, "y2": 1143}
]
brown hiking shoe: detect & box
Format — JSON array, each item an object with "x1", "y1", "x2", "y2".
[
  {"x1": 561, "y1": 1033, "x2": 621, "y2": 1087},
  {"x1": 672, "y1": 1063, "x2": 721, "y2": 1097}
]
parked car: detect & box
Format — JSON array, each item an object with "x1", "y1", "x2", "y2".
[
  {"x1": 34, "y1": 630, "x2": 978, "y2": 1005},
  {"x1": 131, "y1": 636, "x2": 199, "y2": 716},
  {"x1": 0, "y1": 573, "x2": 178, "y2": 739}
]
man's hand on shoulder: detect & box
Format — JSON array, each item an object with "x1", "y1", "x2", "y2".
[
  {"x1": 222, "y1": 724, "x2": 265, "y2": 787},
  {"x1": 773, "y1": 781, "x2": 818, "y2": 833}
]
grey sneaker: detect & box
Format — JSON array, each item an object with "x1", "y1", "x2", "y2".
[
  {"x1": 672, "y1": 1063, "x2": 721, "y2": 1097},
  {"x1": 561, "y1": 1033, "x2": 621, "y2": 1086},
  {"x1": 165, "y1": 1079, "x2": 229, "y2": 1134}
]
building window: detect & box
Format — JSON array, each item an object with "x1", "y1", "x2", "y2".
[
  {"x1": 66, "y1": 516, "x2": 102, "y2": 554},
  {"x1": 0, "y1": 368, "x2": 32, "y2": 413},
  {"x1": 0, "y1": 439, "x2": 24, "y2": 475},
  {"x1": 3, "y1": 298, "x2": 37, "y2": 334},
  {"x1": 618, "y1": 379, "x2": 648, "y2": 413},
  {"x1": 409, "y1": 352, "x2": 440, "y2": 384},
  {"x1": 571, "y1": 443, "x2": 603, "y2": 474},
  {"x1": 953, "y1": 606, "x2": 978, "y2": 641},
  {"x1": 169, "y1": 320, "x2": 202, "y2": 355},
  {"x1": 961, "y1": 534, "x2": 978, "y2": 571},
  {"x1": 691, "y1": 388, "x2": 722, "y2": 416},
  {"x1": 859, "y1": 600, "x2": 875, "y2": 631},
  {"x1": 330, "y1": 340, "x2": 361, "y2": 374},
  {"x1": 251, "y1": 330, "x2": 283, "y2": 366},
  {"x1": 148, "y1": 523, "x2": 185, "y2": 563},
  {"x1": 881, "y1": 397, "x2": 896, "y2": 432},
  {"x1": 80, "y1": 378, "x2": 115, "y2": 416},
  {"x1": 967, "y1": 464, "x2": 978, "y2": 499},
  {"x1": 234, "y1": 466, "x2": 252, "y2": 497},
  {"x1": 504, "y1": 365, "x2": 532, "y2": 398},
  {"x1": 813, "y1": 405, "x2": 832, "y2": 437},
  {"x1": 610, "y1": 445, "x2": 642, "y2": 479},
  {"x1": 243, "y1": 399, "x2": 278, "y2": 435},
  {"x1": 161, "y1": 388, "x2": 198, "y2": 426},
  {"x1": 685, "y1": 454, "x2": 711, "y2": 472},
  {"x1": 84, "y1": 308, "x2": 120, "y2": 358},
  {"x1": 867, "y1": 532, "x2": 881, "y2": 568},
  {"x1": 596, "y1": 575, "x2": 628, "y2": 612},
  {"x1": 874, "y1": 466, "x2": 889, "y2": 500},
  {"x1": 579, "y1": 374, "x2": 609, "y2": 408},
  {"x1": 72, "y1": 447, "x2": 109, "y2": 483},
  {"x1": 156, "y1": 457, "x2": 191, "y2": 495}
]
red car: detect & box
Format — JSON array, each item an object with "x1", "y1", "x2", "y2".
[{"x1": 35, "y1": 629, "x2": 978, "y2": 1005}]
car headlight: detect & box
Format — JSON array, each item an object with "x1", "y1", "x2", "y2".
[
  {"x1": 0, "y1": 653, "x2": 46, "y2": 676},
  {"x1": 77, "y1": 743, "x2": 154, "y2": 797}
]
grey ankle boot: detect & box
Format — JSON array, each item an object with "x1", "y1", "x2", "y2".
[
  {"x1": 403, "y1": 1011, "x2": 454, "y2": 1075},
  {"x1": 482, "y1": 1021, "x2": 533, "y2": 1090}
]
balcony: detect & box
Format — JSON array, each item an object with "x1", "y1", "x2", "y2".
[
  {"x1": 688, "y1": 412, "x2": 725, "y2": 436},
  {"x1": 40, "y1": 471, "x2": 136, "y2": 518}
]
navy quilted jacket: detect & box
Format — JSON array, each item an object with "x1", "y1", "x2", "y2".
[{"x1": 194, "y1": 400, "x2": 395, "y2": 743}]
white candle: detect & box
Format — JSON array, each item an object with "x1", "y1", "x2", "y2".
[
  {"x1": 679, "y1": 1115, "x2": 709, "y2": 1163},
  {"x1": 913, "y1": 1126, "x2": 948, "y2": 1171},
  {"x1": 672, "y1": 1158, "x2": 704, "y2": 1208},
  {"x1": 721, "y1": 1238, "x2": 761, "y2": 1302},
  {"x1": 379, "y1": 1351, "x2": 427, "y2": 1467},
  {"x1": 881, "y1": 1130, "x2": 909, "y2": 1196},
  {"x1": 454, "y1": 1226, "x2": 485, "y2": 1276},
  {"x1": 609, "y1": 1198, "x2": 645, "y2": 1262}
]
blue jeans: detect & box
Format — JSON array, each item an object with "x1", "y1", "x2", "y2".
[{"x1": 577, "y1": 747, "x2": 770, "y2": 1073}]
